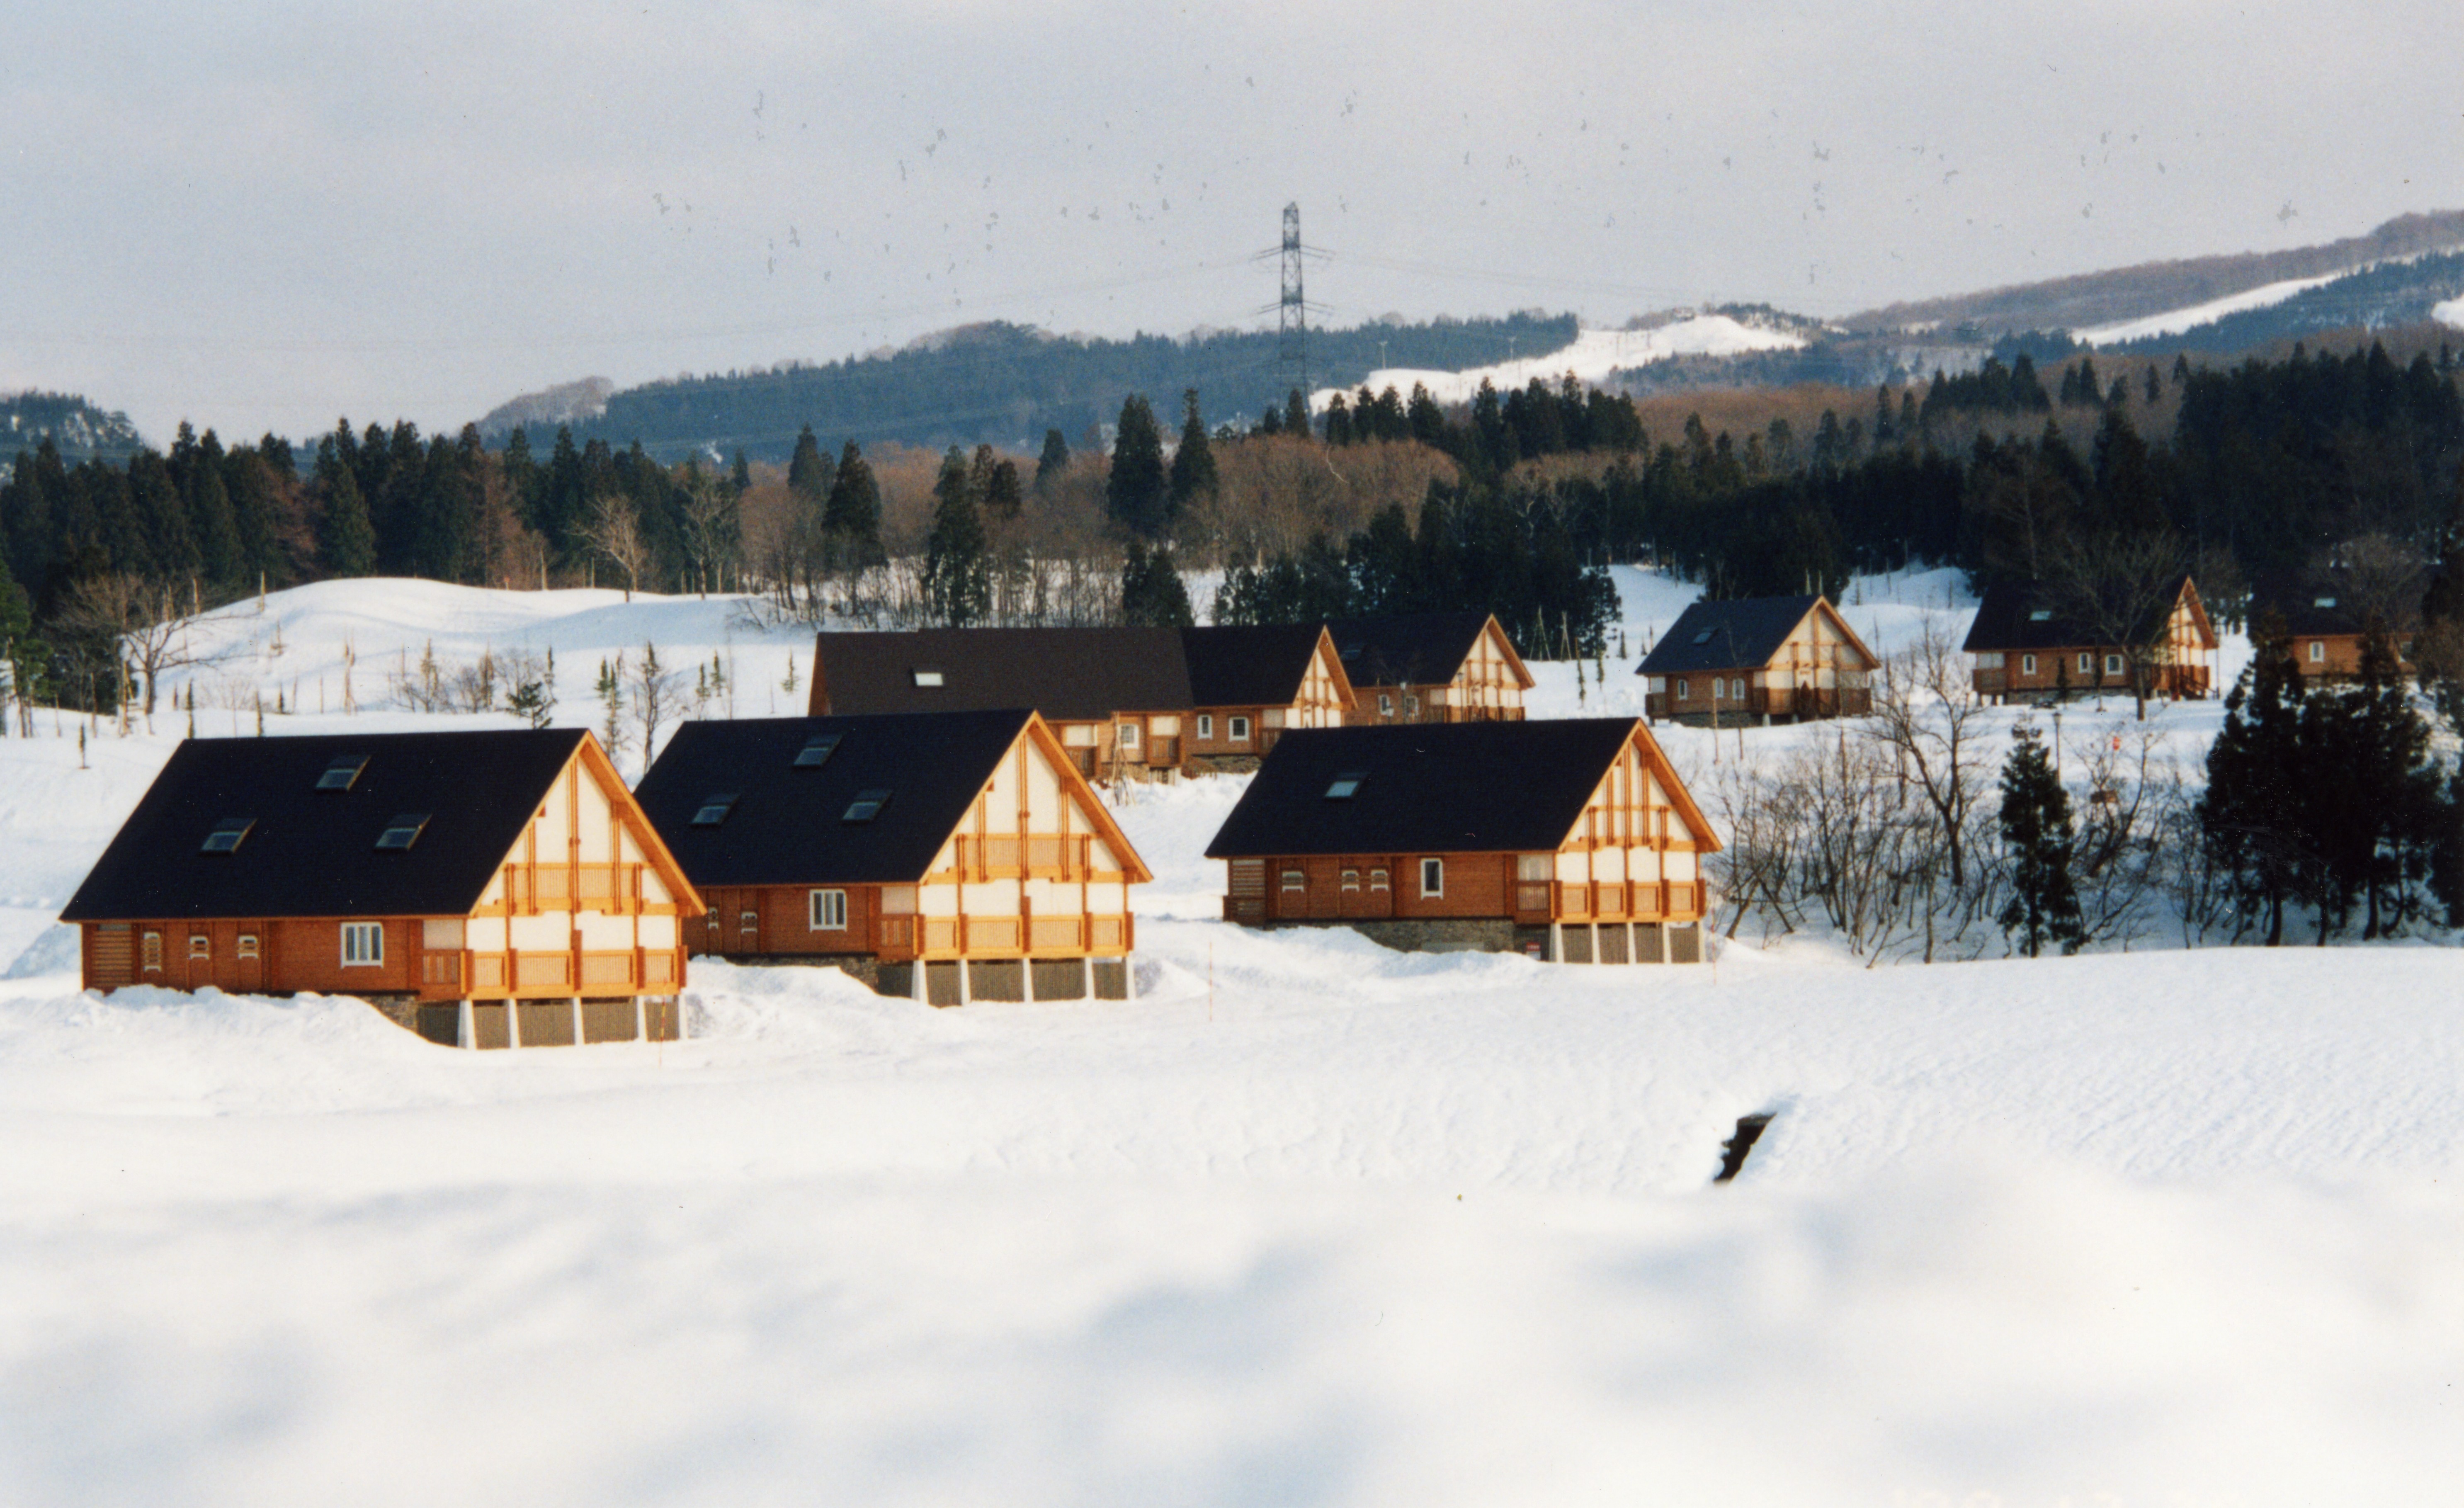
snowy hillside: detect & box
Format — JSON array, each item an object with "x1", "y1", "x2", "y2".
[
  {"x1": 1315, "y1": 315, "x2": 1807, "y2": 410},
  {"x1": 0, "y1": 571, "x2": 2455, "y2": 1505},
  {"x1": 2075, "y1": 273, "x2": 2341, "y2": 346}
]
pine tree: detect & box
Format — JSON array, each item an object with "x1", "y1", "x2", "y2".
[
  {"x1": 1168, "y1": 389, "x2": 1216, "y2": 511},
  {"x1": 1119, "y1": 539, "x2": 1194, "y2": 627},
  {"x1": 983, "y1": 458, "x2": 1024, "y2": 521},
  {"x1": 1034, "y1": 428, "x2": 1070, "y2": 494},
  {"x1": 821, "y1": 440, "x2": 884, "y2": 571},
  {"x1": 1283, "y1": 389, "x2": 1311, "y2": 439},
  {"x1": 1107, "y1": 393, "x2": 1169, "y2": 537},
  {"x1": 315, "y1": 440, "x2": 378, "y2": 578},
  {"x1": 2201, "y1": 617, "x2": 2306, "y2": 944},
  {"x1": 1996, "y1": 723, "x2": 2083, "y2": 956},
  {"x1": 787, "y1": 425, "x2": 829, "y2": 499},
  {"x1": 923, "y1": 447, "x2": 990, "y2": 626}
]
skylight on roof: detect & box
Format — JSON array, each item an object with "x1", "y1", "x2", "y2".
[
  {"x1": 1324, "y1": 772, "x2": 1367, "y2": 800},
  {"x1": 316, "y1": 755, "x2": 368, "y2": 791},
  {"x1": 794, "y1": 732, "x2": 843, "y2": 768},
  {"x1": 1690, "y1": 630, "x2": 1714, "y2": 646},
  {"x1": 842, "y1": 788, "x2": 892, "y2": 823},
  {"x1": 911, "y1": 669, "x2": 944, "y2": 687},
  {"x1": 2027, "y1": 609, "x2": 2053, "y2": 622},
  {"x1": 2314, "y1": 596, "x2": 2337, "y2": 609},
  {"x1": 374, "y1": 813, "x2": 430, "y2": 850},
  {"x1": 692, "y1": 794, "x2": 738, "y2": 827},
  {"x1": 200, "y1": 817, "x2": 255, "y2": 855}
]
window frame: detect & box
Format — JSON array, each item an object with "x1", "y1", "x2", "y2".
[
  {"x1": 2103, "y1": 653, "x2": 2125, "y2": 678},
  {"x1": 2021, "y1": 653, "x2": 2038, "y2": 675},
  {"x1": 188, "y1": 933, "x2": 211, "y2": 960},
  {"x1": 340, "y1": 922, "x2": 384, "y2": 968},
  {"x1": 1228, "y1": 716, "x2": 1250, "y2": 743},
  {"x1": 808, "y1": 888, "x2": 849, "y2": 932},
  {"x1": 1116, "y1": 720, "x2": 1141, "y2": 750},
  {"x1": 1197, "y1": 713, "x2": 1214, "y2": 741},
  {"x1": 1419, "y1": 857, "x2": 1444, "y2": 898},
  {"x1": 2309, "y1": 640, "x2": 2325, "y2": 663},
  {"x1": 1675, "y1": 678, "x2": 1690, "y2": 700},
  {"x1": 2077, "y1": 652, "x2": 2093, "y2": 675}
]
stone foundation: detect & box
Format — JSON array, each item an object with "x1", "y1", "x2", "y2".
[{"x1": 372, "y1": 996, "x2": 682, "y2": 1049}]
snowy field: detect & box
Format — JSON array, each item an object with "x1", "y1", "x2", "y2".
[
  {"x1": 0, "y1": 572, "x2": 2457, "y2": 1505},
  {"x1": 1314, "y1": 314, "x2": 1808, "y2": 411}
]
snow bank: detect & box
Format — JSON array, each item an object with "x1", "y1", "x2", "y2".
[{"x1": 1316, "y1": 316, "x2": 1806, "y2": 411}]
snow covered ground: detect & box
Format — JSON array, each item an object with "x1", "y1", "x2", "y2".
[
  {"x1": 1315, "y1": 315, "x2": 1806, "y2": 411},
  {"x1": 0, "y1": 571, "x2": 2457, "y2": 1505},
  {"x1": 2075, "y1": 274, "x2": 2343, "y2": 347}
]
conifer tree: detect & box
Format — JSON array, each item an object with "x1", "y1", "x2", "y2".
[
  {"x1": 1283, "y1": 389, "x2": 1311, "y2": 439},
  {"x1": 1034, "y1": 428, "x2": 1070, "y2": 494},
  {"x1": 922, "y1": 447, "x2": 990, "y2": 626},
  {"x1": 983, "y1": 458, "x2": 1024, "y2": 521},
  {"x1": 1996, "y1": 722, "x2": 2083, "y2": 956},
  {"x1": 1168, "y1": 389, "x2": 1216, "y2": 510},
  {"x1": 1107, "y1": 394, "x2": 1169, "y2": 537},
  {"x1": 787, "y1": 425, "x2": 829, "y2": 499},
  {"x1": 821, "y1": 440, "x2": 884, "y2": 571},
  {"x1": 2201, "y1": 618, "x2": 2306, "y2": 943},
  {"x1": 314, "y1": 439, "x2": 377, "y2": 578},
  {"x1": 1119, "y1": 539, "x2": 1194, "y2": 627}
]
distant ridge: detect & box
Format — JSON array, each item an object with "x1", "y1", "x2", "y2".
[
  {"x1": 474, "y1": 376, "x2": 614, "y2": 439},
  {"x1": 2, "y1": 390, "x2": 143, "y2": 461},
  {"x1": 1842, "y1": 210, "x2": 2464, "y2": 337}
]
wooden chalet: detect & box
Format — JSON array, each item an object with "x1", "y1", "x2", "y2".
[
  {"x1": 634, "y1": 710, "x2": 1151, "y2": 1005},
  {"x1": 808, "y1": 625, "x2": 1355, "y2": 779},
  {"x1": 59, "y1": 729, "x2": 701, "y2": 1049},
  {"x1": 1964, "y1": 576, "x2": 2217, "y2": 704},
  {"x1": 2244, "y1": 573, "x2": 2419, "y2": 682},
  {"x1": 1330, "y1": 611, "x2": 1534, "y2": 724},
  {"x1": 1636, "y1": 595, "x2": 1878, "y2": 724},
  {"x1": 1204, "y1": 718, "x2": 1722, "y2": 964}
]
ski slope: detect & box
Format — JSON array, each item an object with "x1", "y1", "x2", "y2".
[
  {"x1": 0, "y1": 571, "x2": 2456, "y2": 1506},
  {"x1": 1316, "y1": 315, "x2": 1807, "y2": 410},
  {"x1": 2075, "y1": 273, "x2": 2345, "y2": 347}
]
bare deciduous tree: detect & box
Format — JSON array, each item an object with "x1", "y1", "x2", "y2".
[
  {"x1": 1863, "y1": 622, "x2": 1995, "y2": 889},
  {"x1": 55, "y1": 573, "x2": 216, "y2": 721},
  {"x1": 2044, "y1": 531, "x2": 2187, "y2": 720},
  {"x1": 580, "y1": 493, "x2": 649, "y2": 602},
  {"x1": 630, "y1": 641, "x2": 683, "y2": 766}
]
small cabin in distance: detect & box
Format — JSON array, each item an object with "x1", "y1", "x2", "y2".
[
  {"x1": 59, "y1": 729, "x2": 701, "y2": 1049},
  {"x1": 1205, "y1": 718, "x2": 1721, "y2": 964},
  {"x1": 1637, "y1": 595, "x2": 1878, "y2": 724},
  {"x1": 1178, "y1": 623, "x2": 1355, "y2": 770},
  {"x1": 2244, "y1": 572, "x2": 2420, "y2": 682},
  {"x1": 1330, "y1": 611, "x2": 1535, "y2": 724},
  {"x1": 1965, "y1": 576, "x2": 2217, "y2": 704},
  {"x1": 634, "y1": 710, "x2": 1151, "y2": 1005}
]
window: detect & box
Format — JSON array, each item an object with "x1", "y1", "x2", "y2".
[
  {"x1": 2028, "y1": 609, "x2": 2053, "y2": 622},
  {"x1": 1369, "y1": 867, "x2": 1390, "y2": 891},
  {"x1": 236, "y1": 934, "x2": 259, "y2": 959},
  {"x1": 141, "y1": 932, "x2": 162, "y2": 971},
  {"x1": 188, "y1": 935, "x2": 210, "y2": 960},
  {"x1": 2022, "y1": 653, "x2": 2038, "y2": 675},
  {"x1": 1731, "y1": 678, "x2": 1746, "y2": 701},
  {"x1": 2103, "y1": 655, "x2": 2124, "y2": 677},
  {"x1": 2313, "y1": 596, "x2": 2337, "y2": 609},
  {"x1": 341, "y1": 923, "x2": 383, "y2": 967},
  {"x1": 1378, "y1": 694, "x2": 1394, "y2": 716},
  {"x1": 911, "y1": 669, "x2": 944, "y2": 687},
  {"x1": 794, "y1": 733, "x2": 842, "y2": 768},
  {"x1": 1280, "y1": 869, "x2": 1306, "y2": 892},
  {"x1": 199, "y1": 816, "x2": 255, "y2": 855},
  {"x1": 1117, "y1": 721, "x2": 1141, "y2": 749},
  {"x1": 1340, "y1": 869, "x2": 1360, "y2": 893},
  {"x1": 2078, "y1": 653, "x2": 2093, "y2": 675},
  {"x1": 1419, "y1": 857, "x2": 1444, "y2": 897},
  {"x1": 1228, "y1": 716, "x2": 1250, "y2": 742},
  {"x1": 316, "y1": 755, "x2": 368, "y2": 791},
  {"x1": 692, "y1": 794, "x2": 738, "y2": 826},
  {"x1": 808, "y1": 889, "x2": 848, "y2": 930},
  {"x1": 1675, "y1": 678, "x2": 1690, "y2": 699},
  {"x1": 1197, "y1": 714, "x2": 1214, "y2": 740},
  {"x1": 1517, "y1": 854, "x2": 1553, "y2": 882},
  {"x1": 1324, "y1": 771, "x2": 1367, "y2": 799},
  {"x1": 1405, "y1": 695, "x2": 1419, "y2": 715},
  {"x1": 2309, "y1": 641, "x2": 2325, "y2": 663},
  {"x1": 1690, "y1": 629, "x2": 1714, "y2": 646},
  {"x1": 842, "y1": 788, "x2": 891, "y2": 823},
  {"x1": 374, "y1": 813, "x2": 430, "y2": 850}
]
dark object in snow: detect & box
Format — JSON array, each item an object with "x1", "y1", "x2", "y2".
[{"x1": 1715, "y1": 1113, "x2": 1773, "y2": 1183}]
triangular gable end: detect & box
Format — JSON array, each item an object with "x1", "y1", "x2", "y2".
[
  {"x1": 1807, "y1": 598, "x2": 1882, "y2": 671},
  {"x1": 1308, "y1": 627, "x2": 1361, "y2": 712},
  {"x1": 2174, "y1": 578, "x2": 2220, "y2": 651},
  {"x1": 1478, "y1": 614, "x2": 1540, "y2": 690},
  {"x1": 1551, "y1": 719, "x2": 1722, "y2": 854},
  {"x1": 980, "y1": 713, "x2": 1155, "y2": 883},
  {"x1": 472, "y1": 732, "x2": 705, "y2": 920}
]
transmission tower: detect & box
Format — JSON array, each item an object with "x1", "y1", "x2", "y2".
[{"x1": 1278, "y1": 202, "x2": 1308, "y2": 400}]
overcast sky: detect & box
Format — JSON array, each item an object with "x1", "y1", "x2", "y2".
[{"x1": 4, "y1": 0, "x2": 2457, "y2": 445}]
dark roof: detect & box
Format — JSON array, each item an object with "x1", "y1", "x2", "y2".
[
  {"x1": 815, "y1": 628, "x2": 1190, "y2": 721},
  {"x1": 1328, "y1": 612, "x2": 1494, "y2": 687},
  {"x1": 1204, "y1": 719, "x2": 1648, "y2": 857},
  {"x1": 634, "y1": 711, "x2": 1033, "y2": 886},
  {"x1": 1636, "y1": 597, "x2": 1822, "y2": 675},
  {"x1": 61, "y1": 729, "x2": 588, "y2": 922},
  {"x1": 1961, "y1": 577, "x2": 2196, "y2": 652},
  {"x1": 1179, "y1": 624, "x2": 1330, "y2": 707},
  {"x1": 2245, "y1": 573, "x2": 2421, "y2": 638}
]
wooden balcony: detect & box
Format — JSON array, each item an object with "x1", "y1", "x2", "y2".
[
  {"x1": 945, "y1": 834, "x2": 1117, "y2": 881},
  {"x1": 421, "y1": 945, "x2": 684, "y2": 1000},
  {"x1": 498, "y1": 862, "x2": 653, "y2": 915},
  {"x1": 1513, "y1": 879, "x2": 1709, "y2": 924},
  {"x1": 875, "y1": 911, "x2": 1132, "y2": 962}
]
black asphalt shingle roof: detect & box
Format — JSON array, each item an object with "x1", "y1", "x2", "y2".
[
  {"x1": 2245, "y1": 573, "x2": 2421, "y2": 638},
  {"x1": 1328, "y1": 612, "x2": 1495, "y2": 687},
  {"x1": 814, "y1": 628, "x2": 1191, "y2": 721},
  {"x1": 1204, "y1": 719, "x2": 1655, "y2": 857},
  {"x1": 634, "y1": 710, "x2": 1035, "y2": 886},
  {"x1": 1636, "y1": 597, "x2": 1822, "y2": 677},
  {"x1": 61, "y1": 729, "x2": 589, "y2": 922},
  {"x1": 1180, "y1": 624, "x2": 1330, "y2": 707},
  {"x1": 1961, "y1": 577, "x2": 2198, "y2": 653}
]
